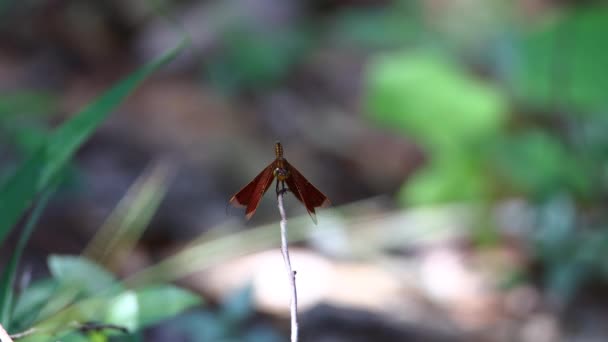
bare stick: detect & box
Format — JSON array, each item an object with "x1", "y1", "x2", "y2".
[{"x1": 277, "y1": 190, "x2": 298, "y2": 342}]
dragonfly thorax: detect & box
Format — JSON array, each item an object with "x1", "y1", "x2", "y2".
[{"x1": 274, "y1": 167, "x2": 290, "y2": 181}]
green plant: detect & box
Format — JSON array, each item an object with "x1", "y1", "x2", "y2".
[
  {"x1": 362, "y1": 4, "x2": 608, "y2": 305},
  {"x1": 511, "y1": 8, "x2": 608, "y2": 113},
  {"x1": 161, "y1": 285, "x2": 282, "y2": 342},
  {"x1": 0, "y1": 40, "x2": 189, "y2": 340},
  {"x1": 204, "y1": 26, "x2": 311, "y2": 93},
  {"x1": 365, "y1": 49, "x2": 507, "y2": 205}
]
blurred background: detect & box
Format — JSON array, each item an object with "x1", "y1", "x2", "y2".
[{"x1": 1, "y1": 0, "x2": 608, "y2": 341}]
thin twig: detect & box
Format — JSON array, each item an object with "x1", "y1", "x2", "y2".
[{"x1": 277, "y1": 190, "x2": 298, "y2": 342}]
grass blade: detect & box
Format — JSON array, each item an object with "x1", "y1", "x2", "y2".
[
  {"x1": 0, "y1": 188, "x2": 54, "y2": 329},
  {"x1": 0, "y1": 40, "x2": 185, "y2": 245},
  {"x1": 83, "y1": 162, "x2": 174, "y2": 269}
]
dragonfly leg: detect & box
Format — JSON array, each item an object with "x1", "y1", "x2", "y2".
[{"x1": 276, "y1": 180, "x2": 288, "y2": 195}]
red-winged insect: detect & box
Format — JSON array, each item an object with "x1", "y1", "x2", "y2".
[{"x1": 229, "y1": 142, "x2": 330, "y2": 224}]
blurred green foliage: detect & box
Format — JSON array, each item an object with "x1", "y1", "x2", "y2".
[
  {"x1": 0, "y1": 188, "x2": 53, "y2": 328},
  {"x1": 204, "y1": 27, "x2": 311, "y2": 92},
  {"x1": 492, "y1": 131, "x2": 591, "y2": 199},
  {"x1": 364, "y1": 5, "x2": 608, "y2": 206},
  {"x1": 366, "y1": 50, "x2": 506, "y2": 204},
  {"x1": 161, "y1": 285, "x2": 282, "y2": 342},
  {"x1": 364, "y1": 2, "x2": 608, "y2": 305},
  {"x1": 11, "y1": 255, "x2": 200, "y2": 341},
  {"x1": 0, "y1": 42, "x2": 191, "y2": 340},
  {"x1": 1, "y1": 0, "x2": 607, "y2": 335},
  {"x1": 512, "y1": 8, "x2": 608, "y2": 112},
  {"x1": 329, "y1": 7, "x2": 421, "y2": 49},
  {"x1": 0, "y1": 41, "x2": 185, "y2": 246}
]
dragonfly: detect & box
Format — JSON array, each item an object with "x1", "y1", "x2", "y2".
[{"x1": 229, "y1": 142, "x2": 330, "y2": 224}]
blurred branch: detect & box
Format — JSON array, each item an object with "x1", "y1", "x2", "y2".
[{"x1": 277, "y1": 190, "x2": 298, "y2": 342}]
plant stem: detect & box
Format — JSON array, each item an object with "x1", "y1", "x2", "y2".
[{"x1": 277, "y1": 191, "x2": 298, "y2": 342}]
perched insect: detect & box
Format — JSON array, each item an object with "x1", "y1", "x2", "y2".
[{"x1": 229, "y1": 142, "x2": 330, "y2": 224}]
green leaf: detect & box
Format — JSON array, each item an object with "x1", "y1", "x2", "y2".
[
  {"x1": 48, "y1": 255, "x2": 120, "y2": 296},
  {"x1": 221, "y1": 284, "x2": 254, "y2": 324},
  {"x1": 16, "y1": 331, "x2": 89, "y2": 342},
  {"x1": 512, "y1": 8, "x2": 608, "y2": 112},
  {"x1": 493, "y1": 131, "x2": 591, "y2": 198},
  {"x1": 105, "y1": 285, "x2": 201, "y2": 331},
  {"x1": 84, "y1": 162, "x2": 173, "y2": 268},
  {"x1": 365, "y1": 50, "x2": 506, "y2": 204},
  {"x1": 399, "y1": 155, "x2": 490, "y2": 204},
  {"x1": 15, "y1": 334, "x2": 60, "y2": 342},
  {"x1": 106, "y1": 291, "x2": 139, "y2": 332},
  {"x1": 61, "y1": 332, "x2": 91, "y2": 342},
  {"x1": 0, "y1": 40, "x2": 185, "y2": 245},
  {"x1": 32, "y1": 296, "x2": 109, "y2": 336},
  {"x1": 0, "y1": 189, "x2": 54, "y2": 329},
  {"x1": 365, "y1": 50, "x2": 506, "y2": 152},
  {"x1": 11, "y1": 279, "x2": 59, "y2": 331},
  {"x1": 135, "y1": 285, "x2": 201, "y2": 328}
]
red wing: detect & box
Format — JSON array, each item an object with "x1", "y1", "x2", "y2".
[
  {"x1": 229, "y1": 162, "x2": 276, "y2": 220},
  {"x1": 285, "y1": 160, "x2": 330, "y2": 224}
]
